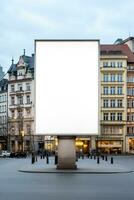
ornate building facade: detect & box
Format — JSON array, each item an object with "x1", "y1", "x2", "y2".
[{"x1": 7, "y1": 52, "x2": 35, "y2": 152}]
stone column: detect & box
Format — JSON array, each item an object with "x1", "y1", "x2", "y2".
[
  {"x1": 57, "y1": 136, "x2": 77, "y2": 169},
  {"x1": 125, "y1": 137, "x2": 130, "y2": 153},
  {"x1": 90, "y1": 136, "x2": 96, "y2": 150}
]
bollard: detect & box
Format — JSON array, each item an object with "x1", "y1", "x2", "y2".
[
  {"x1": 105, "y1": 156, "x2": 107, "y2": 161},
  {"x1": 102, "y1": 155, "x2": 104, "y2": 160},
  {"x1": 46, "y1": 155, "x2": 49, "y2": 164},
  {"x1": 55, "y1": 155, "x2": 58, "y2": 165},
  {"x1": 40, "y1": 155, "x2": 42, "y2": 159},
  {"x1": 31, "y1": 154, "x2": 35, "y2": 164},
  {"x1": 94, "y1": 155, "x2": 96, "y2": 160},
  {"x1": 36, "y1": 156, "x2": 37, "y2": 162},
  {"x1": 90, "y1": 155, "x2": 92, "y2": 159},
  {"x1": 97, "y1": 157, "x2": 100, "y2": 164},
  {"x1": 82, "y1": 154, "x2": 84, "y2": 159},
  {"x1": 111, "y1": 157, "x2": 113, "y2": 164}
]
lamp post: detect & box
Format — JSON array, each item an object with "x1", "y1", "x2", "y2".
[{"x1": 21, "y1": 130, "x2": 24, "y2": 152}]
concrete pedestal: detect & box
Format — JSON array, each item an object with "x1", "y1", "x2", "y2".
[{"x1": 57, "y1": 136, "x2": 77, "y2": 169}]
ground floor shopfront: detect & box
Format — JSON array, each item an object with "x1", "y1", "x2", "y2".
[
  {"x1": 125, "y1": 135, "x2": 134, "y2": 153},
  {"x1": 3, "y1": 135, "x2": 134, "y2": 154},
  {"x1": 0, "y1": 137, "x2": 7, "y2": 150}
]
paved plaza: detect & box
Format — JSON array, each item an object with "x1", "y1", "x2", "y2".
[{"x1": 0, "y1": 156, "x2": 134, "y2": 200}]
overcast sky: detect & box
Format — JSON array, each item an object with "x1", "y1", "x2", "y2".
[{"x1": 1, "y1": 0, "x2": 134, "y2": 72}]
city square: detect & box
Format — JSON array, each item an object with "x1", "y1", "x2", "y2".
[
  {"x1": 0, "y1": 1, "x2": 134, "y2": 199},
  {"x1": 0, "y1": 156, "x2": 134, "y2": 200}
]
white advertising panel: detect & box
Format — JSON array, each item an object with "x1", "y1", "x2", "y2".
[{"x1": 35, "y1": 40, "x2": 99, "y2": 135}]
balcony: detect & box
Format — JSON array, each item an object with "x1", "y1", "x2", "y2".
[
  {"x1": 10, "y1": 90, "x2": 16, "y2": 95},
  {"x1": 100, "y1": 120, "x2": 126, "y2": 125},
  {"x1": 101, "y1": 94, "x2": 124, "y2": 98},
  {"x1": 100, "y1": 67, "x2": 126, "y2": 72},
  {"x1": 16, "y1": 90, "x2": 24, "y2": 95},
  {"x1": 25, "y1": 89, "x2": 31, "y2": 94},
  {"x1": 25, "y1": 102, "x2": 32, "y2": 108},
  {"x1": 101, "y1": 107, "x2": 125, "y2": 111},
  {"x1": 101, "y1": 81, "x2": 124, "y2": 86}
]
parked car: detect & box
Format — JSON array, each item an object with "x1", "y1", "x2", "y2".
[{"x1": 0, "y1": 150, "x2": 11, "y2": 158}]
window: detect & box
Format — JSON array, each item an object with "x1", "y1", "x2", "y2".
[
  {"x1": 110, "y1": 87, "x2": 115, "y2": 95},
  {"x1": 117, "y1": 99, "x2": 122, "y2": 108},
  {"x1": 2, "y1": 105, "x2": 4, "y2": 112},
  {"x1": 110, "y1": 74, "x2": 116, "y2": 82},
  {"x1": 103, "y1": 99, "x2": 109, "y2": 108},
  {"x1": 18, "y1": 72, "x2": 23, "y2": 76},
  {"x1": 18, "y1": 84, "x2": 23, "y2": 91},
  {"x1": 117, "y1": 87, "x2": 122, "y2": 95},
  {"x1": 103, "y1": 62, "x2": 108, "y2": 68},
  {"x1": 11, "y1": 85, "x2": 15, "y2": 92},
  {"x1": 117, "y1": 113, "x2": 122, "y2": 121},
  {"x1": 27, "y1": 124, "x2": 31, "y2": 134},
  {"x1": 11, "y1": 110, "x2": 15, "y2": 118},
  {"x1": 127, "y1": 114, "x2": 130, "y2": 121},
  {"x1": 117, "y1": 62, "x2": 122, "y2": 68},
  {"x1": 110, "y1": 62, "x2": 116, "y2": 68},
  {"x1": 132, "y1": 100, "x2": 134, "y2": 108},
  {"x1": 18, "y1": 109, "x2": 23, "y2": 118},
  {"x1": 110, "y1": 113, "x2": 115, "y2": 121},
  {"x1": 127, "y1": 76, "x2": 134, "y2": 83},
  {"x1": 26, "y1": 109, "x2": 31, "y2": 116},
  {"x1": 11, "y1": 96, "x2": 15, "y2": 105},
  {"x1": 18, "y1": 96, "x2": 23, "y2": 105},
  {"x1": 11, "y1": 126, "x2": 15, "y2": 133},
  {"x1": 117, "y1": 74, "x2": 122, "y2": 82},
  {"x1": 127, "y1": 88, "x2": 134, "y2": 96},
  {"x1": 103, "y1": 74, "x2": 109, "y2": 82},
  {"x1": 1, "y1": 95, "x2": 4, "y2": 102},
  {"x1": 132, "y1": 113, "x2": 134, "y2": 121},
  {"x1": 103, "y1": 113, "x2": 109, "y2": 121},
  {"x1": 103, "y1": 87, "x2": 109, "y2": 95},
  {"x1": 26, "y1": 83, "x2": 31, "y2": 91},
  {"x1": 4, "y1": 105, "x2": 6, "y2": 112},
  {"x1": 26, "y1": 95, "x2": 30, "y2": 104},
  {"x1": 110, "y1": 99, "x2": 116, "y2": 107}
]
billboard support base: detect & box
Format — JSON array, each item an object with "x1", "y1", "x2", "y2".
[{"x1": 57, "y1": 136, "x2": 77, "y2": 169}]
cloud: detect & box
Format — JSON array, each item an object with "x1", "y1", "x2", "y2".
[{"x1": 0, "y1": 0, "x2": 134, "y2": 71}]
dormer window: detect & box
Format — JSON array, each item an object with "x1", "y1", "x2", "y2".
[{"x1": 18, "y1": 72, "x2": 23, "y2": 76}]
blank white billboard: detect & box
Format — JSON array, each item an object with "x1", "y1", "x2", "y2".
[{"x1": 35, "y1": 40, "x2": 99, "y2": 135}]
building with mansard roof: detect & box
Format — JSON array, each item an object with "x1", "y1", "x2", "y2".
[{"x1": 7, "y1": 51, "x2": 35, "y2": 152}]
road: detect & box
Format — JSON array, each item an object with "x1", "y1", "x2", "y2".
[{"x1": 0, "y1": 156, "x2": 134, "y2": 200}]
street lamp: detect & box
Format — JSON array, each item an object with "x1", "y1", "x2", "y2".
[{"x1": 21, "y1": 130, "x2": 24, "y2": 152}]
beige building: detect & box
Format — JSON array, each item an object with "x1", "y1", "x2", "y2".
[
  {"x1": 99, "y1": 44, "x2": 128, "y2": 153},
  {"x1": 7, "y1": 53, "x2": 35, "y2": 152}
]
